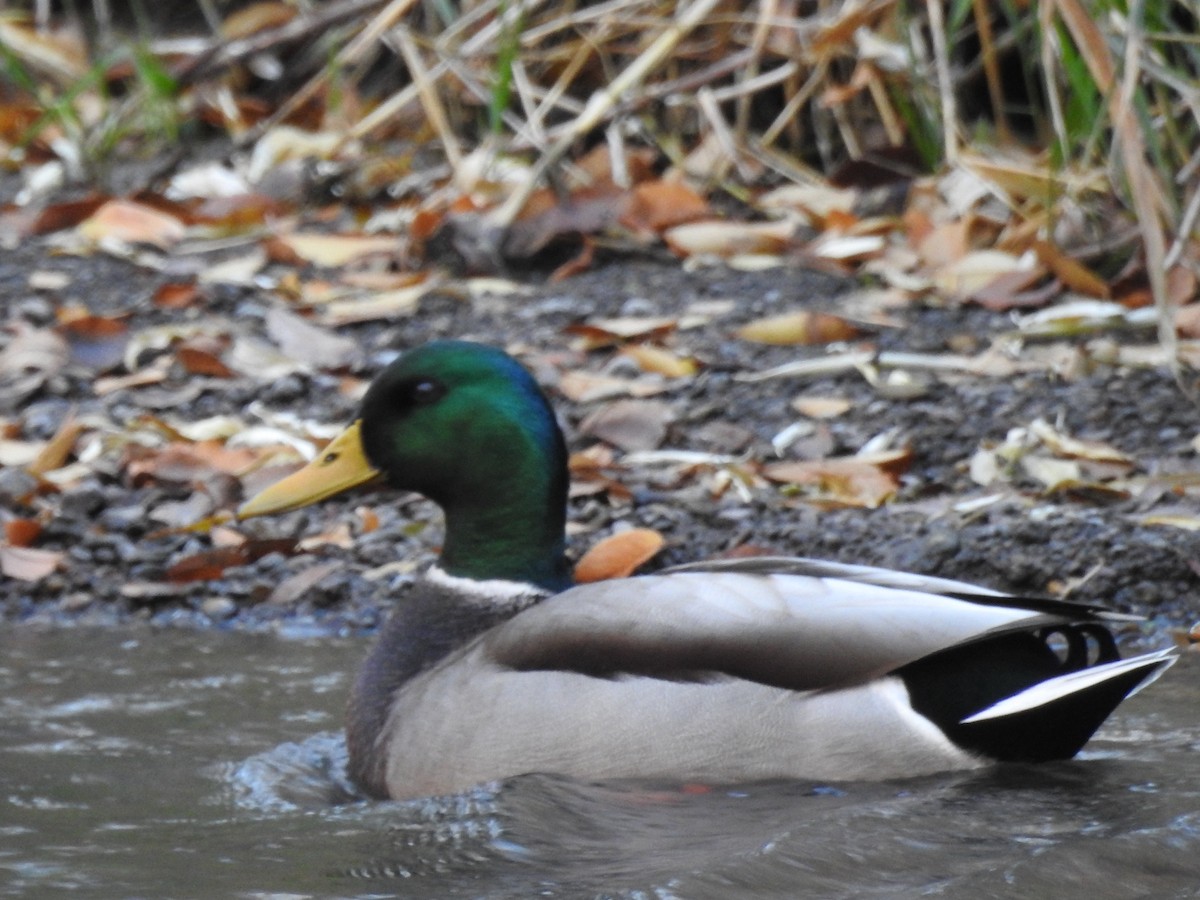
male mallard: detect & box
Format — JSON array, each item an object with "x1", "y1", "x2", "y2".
[{"x1": 239, "y1": 340, "x2": 1176, "y2": 801}]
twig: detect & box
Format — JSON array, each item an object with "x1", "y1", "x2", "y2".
[
  {"x1": 491, "y1": 0, "x2": 724, "y2": 233},
  {"x1": 924, "y1": 0, "x2": 957, "y2": 163}
]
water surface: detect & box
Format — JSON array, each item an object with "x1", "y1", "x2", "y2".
[{"x1": 2, "y1": 627, "x2": 1197, "y2": 899}]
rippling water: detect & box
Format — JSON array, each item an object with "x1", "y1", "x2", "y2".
[{"x1": 2, "y1": 627, "x2": 1197, "y2": 899}]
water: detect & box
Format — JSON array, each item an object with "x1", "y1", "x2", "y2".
[{"x1": 2, "y1": 626, "x2": 1198, "y2": 899}]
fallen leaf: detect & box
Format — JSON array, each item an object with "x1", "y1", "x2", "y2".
[
  {"x1": 1028, "y1": 418, "x2": 1133, "y2": 465},
  {"x1": 30, "y1": 195, "x2": 109, "y2": 235},
  {"x1": 126, "y1": 442, "x2": 260, "y2": 484},
  {"x1": 737, "y1": 311, "x2": 863, "y2": 345},
  {"x1": 556, "y1": 370, "x2": 666, "y2": 403},
  {"x1": 0, "y1": 544, "x2": 62, "y2": 581},
  {"x1": 763, "y1": 448, "x2": 911, "y2": 508},
  {"x1": 166, "y1": 539, "x2": 297, "y2": 582},
  {"x1": 320, "y1": 284, "x2": 429, "y2": 326},
  {"x1": 791, "y1": 396, "x2": 852, "y2": 418},
  {"x1": 4, "y1": 519, "x2": 42, "y2": 547},
  {"x1": 933, "y1": 249, "x2": 1030, "y2": 299},
  {"x1": 620, "y1": 344, "x2": 698, "y2": 378},
  {"x1": 664, "y1": 220, "x2": 794, "y2": 258},
  {"x1": 176, "y1": 343, "x2": 235, "y2": 378},
  {"x1": 267, "y1": 560, "x2": 344, "y2": 605},
  {"x1": 565, "y1": 316, "x2": 678, "y2": 348},
  {"x1": 56, "y1": 311, "x2": 129, "y2": 371},
  {"x1": 265, "y1": 308, "x2": 361, "y2": 368},
  {"x1": 579, "y1": 399, "x2": 674, "y2": 452},
  {"x1": 273, "y1": 233, "x2": 399, "y2": 267},
  {"x1": 1032, "y1": 240, "x2": 1109, "y2": 298},
  {"x1": 78, "y1": 199, "x2": 187, "y2": 249},
  {"x1": 26, "y1": 413, "x2": 81, "y2": 476},
  {"x1": 622, "y1": 180, "x2": 710, "y2": 233},
  {"x1": 574, "y1": 528, "x2": 665, "y2": 582},
  {"x1": 153, "y1": 282, "x2": 203, "y2": 309},
  {"x1": 221, "y1": 1, "x2": 297, "y2": 39}
]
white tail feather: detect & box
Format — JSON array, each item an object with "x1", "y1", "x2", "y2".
[{"x1": 960, "y1": 648, "x2": 1178, "y2": 725}]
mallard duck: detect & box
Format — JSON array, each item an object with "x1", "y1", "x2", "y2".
[{"x1": 238, "y1": 340, "x2": 1176, "y2": 801}]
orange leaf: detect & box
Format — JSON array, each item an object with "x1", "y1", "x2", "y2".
[
  {"x1": 574, "y1": 528, "x2": 665, "y2": 582},
  {"x1": 176, "y1": 346, "x2": 235, "y2": 378},
  {"x1": 26, "y1": 413, "x2": 81, "y2": 476},
  {"x1": 153, "y1": 282, "x2": 202, "y2": 309},
  {"x1": 622, "y1": 180, "x2": 710, "y2": 233},
  {"x1": 166, "y1": 539, "x2": 296, "y2": 583},
  {"x1": 4, "y1": 519, "x2": 42, "y2": 547},
  {"x1": 620, "y1": 344, "x2": 698, "y2": 378},
  {"x1": 1032, "y1": 241, "x2": 1110, "y2": 298}
]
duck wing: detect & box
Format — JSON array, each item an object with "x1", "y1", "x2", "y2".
[{"x1": 482, "y1": 570, "x2": 1093, "y2": 691}]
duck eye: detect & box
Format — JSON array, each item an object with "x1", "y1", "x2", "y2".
[{"x1": 410, "y1": 379, "x2": 445, "y2": 405}]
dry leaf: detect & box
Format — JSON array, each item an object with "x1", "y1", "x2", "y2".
[
  {"x1": 166, "y1": 539, "x2": 297, "y2": 583},
  {"x1": 26, "y1": 413, "x2": 81, "y2": 476},
  {"x1": 620, "y1": 344, "x2": 698, "y2": 378},
  {"x1": 153, "y1": 283, "x2": 203, "y2": 310},
  {"x1": 933, "y1": 250, "x2": 1029, "y2": 299},
  {"x1": 579, "y1": 399, "x2": 674, "y2": 452},
  {"x1": 664, "y1": 220, "x2": 794, "y2": 258},
  {"x1": 56, "y1": 311, "x2": 129, "y2": 371},
  {"x1": 78, "y1": 199, "x2": 187, "y2": 249},
  {"x1": 4, "y1": 519, "x2": 42, "y2": 547},
  {"x1": 792, "y1": 396, "x2": 852, "y2": 418},
  {"x1": 556, "y1": 370, "x2": 666, "y2": 403},
  {"x1": 0, "y1": 544, "x2": 62, "y2": 581},
  {"x1": 574, "y1": 528, "x2": 665, "y2": 582},
  {"x1": 763, "y1": 448, "x2": 911, "y2": 509},
  {"x1": 1032, "y1": 241, "x2": 1109, "y2": 298},
  {"x1": 265, "y1": 308, "x2": 361, "y2": 369},
  {"x1": 274, "y1": 233, "x2": 399, "y2": 268},
  {"x1": 737, "y1": 311, "x2": 862, "y2": 345},
  {"x1": 622, "y1": 180, "x2": 710, "y2": 233}
]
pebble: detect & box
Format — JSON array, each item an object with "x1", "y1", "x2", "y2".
[
  {"x1": 0, "y1": 468, "x2": 37, "y2": 505},
  {"x1": 200, "y1": 596, "x2": 238, "y2": 620},
  {"x1": 60, "y1": 487, "x2": 107, "y2": 518},
  {"x1": 58, "y1": 592, "x2": 93, "y2": 613}
]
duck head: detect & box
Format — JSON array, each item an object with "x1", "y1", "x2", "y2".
[{"x1": 239, "y1": 340, "x2": 573, "y2": 592}]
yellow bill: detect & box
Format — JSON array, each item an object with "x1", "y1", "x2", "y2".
[{"x1": 237, "y1": 420, "x2": 384, "y2": 519}]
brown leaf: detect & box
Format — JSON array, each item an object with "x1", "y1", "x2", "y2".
[
  {"x1": 221, "y1": 1, "x2": 297, "y2": 39},
  {"x1": 4, "y1": 519, "x2": 42, "y2": 547},
  {"x1": 579, "y1": 399, "x2": 674, "y2": 452},
  {"x1": 763, "y1": 449, "x2": 912, "y2": 509},
  {"x1": 56, "y1": 311, "x2": 129, "y2": 371},
  {"x1": 166, "y1": 539, "x2": 297, "y2": 583},
  {"x1": 737, "y1": 311, "x2": 862, "y2": 345},
  {"x1": 176, "y1": 344, "x2": 235, "y2": 378},
  {"x1": 1175, "y1": 303, "x2": 1200, "y2": 339},
  {"x1": 153, "y1": 282, "x2": 203, "y2": 309},
  {"x1": 621, "y1": 180, "x2": 710, "y2": 233},
  {"x1": 26, "y1": 412, "x2": 81, "y2": 476},
  {"x1": 30, "y1": 195, "x2": 109, "y2": 235},
  {"x1": 574, "y1": 528, "x2": 665, "y2": 583},
  {"x1": 1032, "y1": 241, "x2": 1110, "y2": 298}
]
